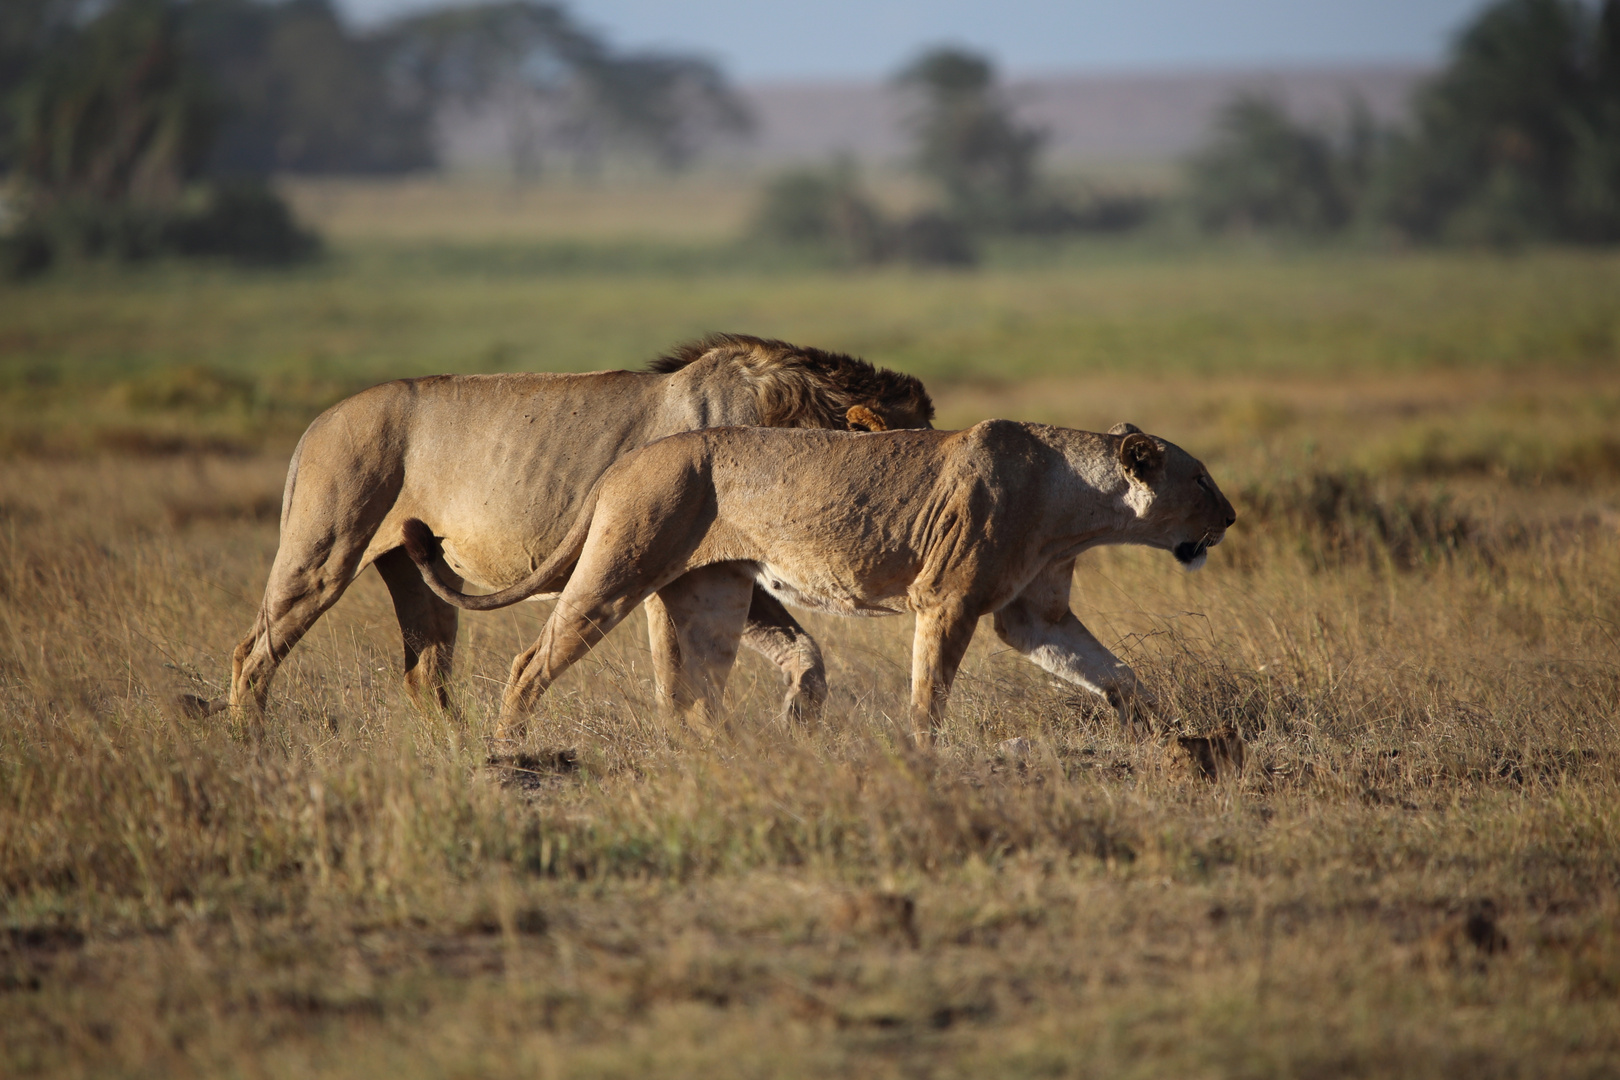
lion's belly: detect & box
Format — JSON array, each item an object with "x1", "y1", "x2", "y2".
[
  {"x1": 363, "y1": 499, "x2": 578, "y2": 601},
  {"x1": 439, "y1": 541, "x2": 560, "y2": 602},
  {"x1": 750, "y1": 562, "x2": 909, "y2": 617}
]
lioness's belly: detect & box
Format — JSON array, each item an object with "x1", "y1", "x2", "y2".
[{"x1": 750, "y1": 562, "x2": 909, "y2": 617}]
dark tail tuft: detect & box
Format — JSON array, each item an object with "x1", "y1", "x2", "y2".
[{"x1": 402, "y1": 518, "x2": 439, "y2": 565}]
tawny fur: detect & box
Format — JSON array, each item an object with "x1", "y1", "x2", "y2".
[
  {"x1": 226, "y1": 335, "x2": 933, "y2": 724},
  {"x1": 403, "y1": 421, "x2": 1236, "y2": 743}
]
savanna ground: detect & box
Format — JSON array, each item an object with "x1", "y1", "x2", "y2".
[{"x1": 2, "y1": 177, "x2": 1619, "y2": 1078}]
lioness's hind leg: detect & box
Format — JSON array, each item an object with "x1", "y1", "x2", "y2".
[
  {"x1": 498, "y1": 460, "x2": 709, "y2": 741},
  {"x1": 740, "y1": 587, "x2": 827, "y2": 724},
  {"x1": 498, "y1": 589, "x2": 655, "y2": 741},
  {"x1": 374, "y1": 547, "x2": 460, "y2": 713}
]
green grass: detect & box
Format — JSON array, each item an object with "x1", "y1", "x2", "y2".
[{"x1": 3, "y1": 242, "x2": 1617, "y2": 445}]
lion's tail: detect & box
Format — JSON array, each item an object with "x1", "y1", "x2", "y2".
[{"x1": 401, "y1": 483, "x2": 603, "y2": 612}]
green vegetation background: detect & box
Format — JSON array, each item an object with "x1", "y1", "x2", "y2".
[{"x1": 5, "y1": 233, "x2": 1618, "y2": 447}]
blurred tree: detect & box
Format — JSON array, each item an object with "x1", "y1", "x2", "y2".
[
  {"x1": 0, "y1": 0, "x2": 98, "y2": 171},
  {"x1": 893, "y1": 47, "x2": 1044, "y2": 228},
  {"x1": 5, "y1": 0, "x2": 752, "y2": 185},
  {"x1": 1185, "y1": 94, "x2": 1359, "y2": 234},
  {"x1": 383, "y1": 1, "x2": 750, "y2": 177},
  {"x1": 584, "y1": 52, "x2": 752, "y2": 170},
  {"x1": 183, "y1": 0, "x2": 434, "y2": 175},
  {"x1": 12, "y1": 0, "x2": 216, "y2": 206},
  {"x1": 1377, "y1": 0, "x2": 1620, "y2": 243},
  {"x1": 378, "y1": 1, "x2": 591, "y2": 179}
]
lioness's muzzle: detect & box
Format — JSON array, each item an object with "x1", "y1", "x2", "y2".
[{"x1": 1173, "y1": 540, "x2": 1207, "y2": 565}]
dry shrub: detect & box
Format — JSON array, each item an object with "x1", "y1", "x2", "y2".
[{"x1": 1238, "y1": 470, "x2": 1486, "y2": 570}]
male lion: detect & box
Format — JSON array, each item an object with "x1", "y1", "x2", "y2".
[
  {"x1": 223, "y1": 334, "x2": 933, "y2": 721},
  {"x1": 400, "y1": 420, "x2": 1236, "y2": 743}
]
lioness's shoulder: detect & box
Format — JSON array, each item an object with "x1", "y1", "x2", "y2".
[{"x1": 951, "y1": 419, "x2": 1052, "y2": 457}]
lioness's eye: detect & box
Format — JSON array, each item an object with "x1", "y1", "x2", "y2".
[{"x1": 1196, "y1": 475, "x2": 1212, "y2": 493}]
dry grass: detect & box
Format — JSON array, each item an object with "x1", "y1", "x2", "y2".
[
  {"x1": 3, "y1": 367, "x2": 1618, "y2": 1075},
  {"x1": 4, "y1": 191, "x2": 1618, "y2": 1070}
]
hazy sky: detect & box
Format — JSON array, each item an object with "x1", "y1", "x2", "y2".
[{"x1": 337, "y1": 0, "x2": 1491, "y2": 81}]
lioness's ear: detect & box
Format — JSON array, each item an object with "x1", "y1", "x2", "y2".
[
  {"x1": 846, "y1": 404, "x2": 887, "y2": 432},
  {"x1": 1119, "y1": 432, "x2": 1165, "y2": 483},
  {"x1": 1108, "y1": 421, "x2": 1142, "y2": 436}
]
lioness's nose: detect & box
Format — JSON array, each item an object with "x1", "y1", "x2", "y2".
[{"x1": 1226, "y1": 510, "x2": 1237, "y2": 528}]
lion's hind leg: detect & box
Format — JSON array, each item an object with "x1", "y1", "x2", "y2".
[
  {"x1": 229, "y1": 535, "x2": 371, "y2": 721},
  {"x1": 228, "y1": 414, "x2": 403, "y2": 725},
  {"x1": 374, "y1": 547, "x2": 460, "y2": 714}
]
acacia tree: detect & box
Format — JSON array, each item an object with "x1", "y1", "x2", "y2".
[
  {"x1": 893, "y1": 47, "x2": 1044, "y2": 228},
  {"x1": 183, "y1": 0, "x2": 434, "y2": 176},
  {"x1": 13, "y1": 0, "x2": 215, "y2": 208},
  {"x1": 0, "y1": 0, "x2": 98, "y2": 172},
  {"x1": 5, "y1": 0, "x2": 323, "y2": 267},
  {"x1": 1186, "y1": 95, "x2": 1366, "y2": 234},
  {"x1": 383, "y1": 1, "x2": 750, "y2": 177}
]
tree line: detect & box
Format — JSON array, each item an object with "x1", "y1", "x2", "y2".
[
  {"x1": 1, "y1": 0, "x2": 751, "y2": 273},
  {"x1": 752, "y1": 48, "x2": 1153, "y2": 268},
  {"x1": 757, "y1": 0, "x2": 1620, "y2": 265},
  {"x1": 1190, "y1": 0, "x2": 1620, "y2": 244}
]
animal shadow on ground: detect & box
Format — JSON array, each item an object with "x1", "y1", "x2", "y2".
[
  {"x1": 486, "y1": 748, "x2": 580, "y2": 792},
  {"x1": 1176, "y1": 726, "x2": 1246, "y2": 781}
]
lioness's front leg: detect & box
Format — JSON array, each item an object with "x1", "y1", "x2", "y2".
[
  {"x1": 909, "y1": 602, "x2": 980, "y2": 745},
  {"x1": 991, "y1": 561, "x2": 1157, "y2": 735}
]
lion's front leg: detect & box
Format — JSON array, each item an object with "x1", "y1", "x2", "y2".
[
  {"x1": 738, "y1": 587, "x2": 827, "y2": 724},
  {"x1": 991, "y1": 567, "x2": 1159, "y2": 737},
  {"x1": 644, "y1": 564, "x2": 755, "y2": 737}
]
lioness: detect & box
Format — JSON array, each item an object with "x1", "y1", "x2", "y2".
[
  {"x1": 225, "y1": 334, "x2": 933, "y2": 721},
  {"x1": 401, "y1": 420, "x2": 1236, "y2": 742}
]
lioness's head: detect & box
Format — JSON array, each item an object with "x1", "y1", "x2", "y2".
[{"x1": 1110, "y1": 422, "x2": 1236, "y2": 570}]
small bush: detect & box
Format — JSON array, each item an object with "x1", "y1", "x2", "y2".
[
  {"x1": 166, "y1": 181, "x2": 321, "y2": 265},
  {"x1": 751, "y1": 165, "x2": 979, "y2": 267},
  {"x1": 1241, "y1": 471, "x2": 1483, "y2": 570},
  {"x1": 0, "y1": 222, "x2": 54, "y2": 279},
  {"x1": 750, "y1": 165, "x2": 890, "y2": 264},
  {"x1": 891, "y1": 211, "x2": 978, "y2": 267},
  {"x1": 10, "y1": 181, "x2": 319, "y2": 273}
]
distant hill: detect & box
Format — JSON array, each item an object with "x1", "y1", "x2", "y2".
[
  {"x1": 738, "y1": 65, "x2": 1427, "y2": 166},
  {"x1": 436, "y1": 64, "x2": 1429, "y2": 173}
]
